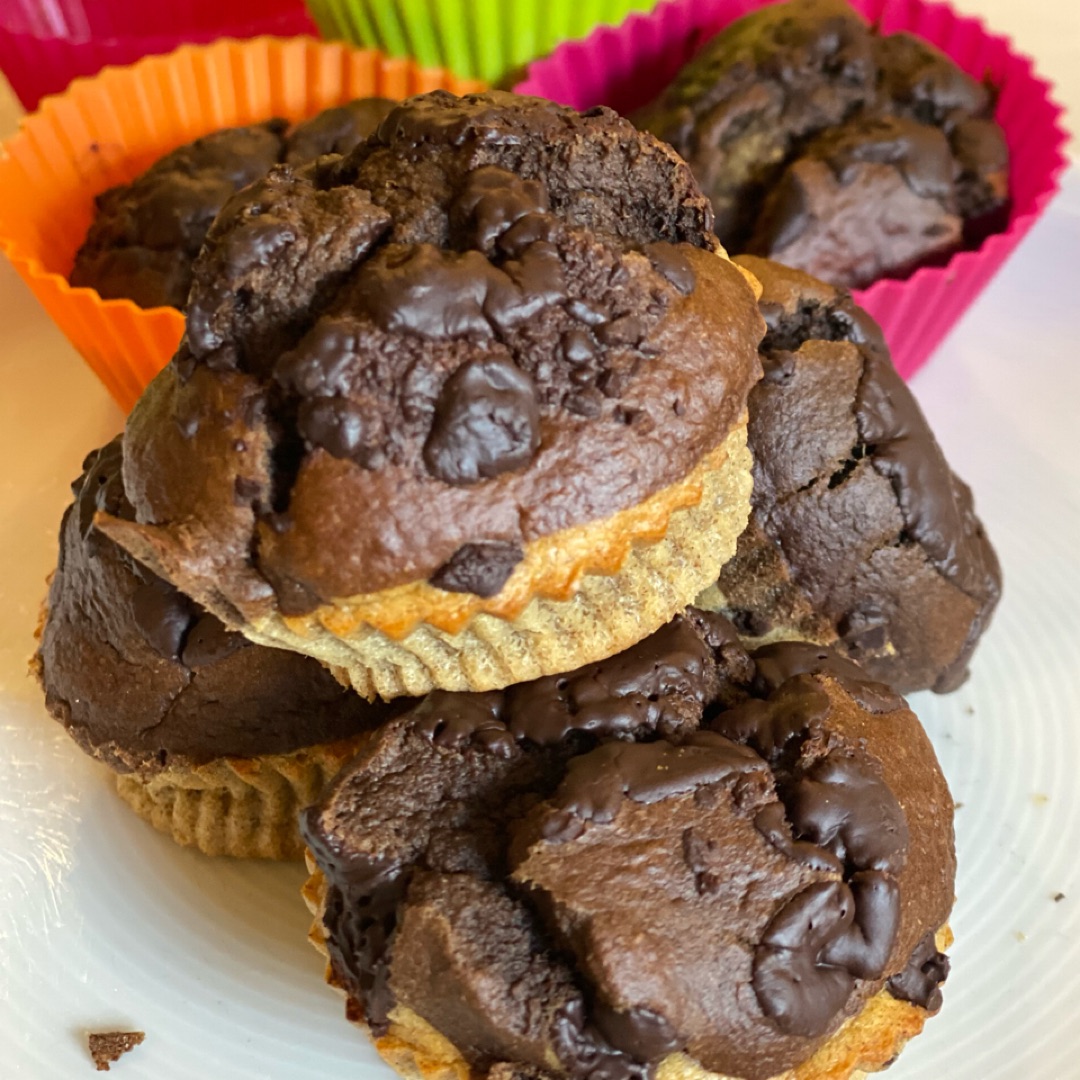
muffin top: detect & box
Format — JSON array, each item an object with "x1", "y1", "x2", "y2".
[
  {"x1": 715, "y1": 255, "x2": 1001, "y2": 693},
  {"x1": 636, "y1": 0, "x2": 1008, "y2": 286},
  {"x1": 36, "y1": 438, "x2": 403, "y2": 771},
  {"x1": 70, "y1": 99, "x2": 396, "y2": 310},
  {"x1": 303, "y1": 610, "x2": 955, "y2": 1080},
  {"x1": 107, "y1": 91, "x2": 764, "y2": 618}
]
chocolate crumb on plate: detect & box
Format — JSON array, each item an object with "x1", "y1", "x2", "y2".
[{"x1": 87, "y1": 1031, "x2": 144, "y2": 1072}]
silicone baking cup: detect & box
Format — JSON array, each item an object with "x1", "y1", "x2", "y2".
[
  {"x1": 0, "y1": 38, "x2": 484, "y2": 413},
  {"x1": 0, "y1": 0, "x2": 316, "y2": 112},
  {"x1": 304, "y1": 0, "x2": 655, "y2": 84},
  {"x1": 516, "y1": 0, "x2": 1069, "y2": 380}
]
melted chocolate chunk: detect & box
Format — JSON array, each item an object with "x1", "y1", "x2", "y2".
[
  {"x1": 506, "y1": 616, "x2": 721, "y2": 746},
  {"x1": 540, "y1": 734, "x2": 765, "y2": 841},
  {"x1": 753, "y1": 881, "x2": 859, "y2": 1036},
  {"x1": 753, "y1": 802, "x2": 844, "y2": 873},
  {"x1": 452, "y1": 166, "x2": 552, "y2": 253},
  {"x1": 887, "y1": 930, "x2": 950, "y2": 1011},
  {"x1": 644, "y1": 242, "x2": 697, "y2": 295},
  {"x1": 551, "y1": 999, "x2": 653, "y2": 1080},
  {"x1": 412, "y1": 690, "x2": 516, "y2": 758},
  {"x1": 423, "y1": 356, "x2": 541, "y2": 484},
  {"x1": 430, "y1": 540, "x2": 525, "y2": 597},
  {"x1": 130, "y1": 578, "x2": 196, "y2": 662},
  {"x1": 591, "y1": 1004, "x2": 683, "y2": 1064},
  {"x1": 783, "y1": 750, "x2": 908, "y2": 873},
  {"x1": 285, "y1": 98, "x2": 396, "y2": 164},
  {"x1": 750, "y1": 640, "x2": 904, "y2": 713}
]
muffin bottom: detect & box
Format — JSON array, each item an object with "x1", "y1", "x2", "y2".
[
  {"x1": 302, "y1": 863, "x2": 950, "y2": 1080},
  {"x1": 114, "y1": 736, "x2": 372, "y2": 859}
]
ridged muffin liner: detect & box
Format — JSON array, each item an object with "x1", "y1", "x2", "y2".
[
  {"x1": 227, "y1": 423, "x2": 754, "y2": 700},
  {"x1": 515, "y1": 0, "x2": 1069, "y2": 380},
  {"x1": 302, "y1": 862, "x2": 953, "y2": 1080},
  {"x1": 0, "y1": 0, "x2": 315, "y2": 111},
  {"x1": 113, "y1": 734, "x2": 373, "y2": 859},
  {"x1": 0, "y1": 38, "x2": 485, "y2": 413},
  {"x1": 303, "y1": 0, "x2": 655, "y2": 84}
]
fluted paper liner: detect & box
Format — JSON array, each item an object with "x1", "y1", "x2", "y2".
[
  {"x1": 516, "y1": 0, "x2": 1068, "y2": 380},
  {"x1": 114, "y1": 734, "x2": 372, "y2": 859},
  {"x1": 303, "y1": 862, "x2": 954, "y2": 1080},
  {"x1": 0, "y1": 37, "x2": 484, "y2": 412}
]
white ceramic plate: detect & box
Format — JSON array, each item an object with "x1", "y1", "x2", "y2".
[{"x1": 2, "y1": 154, "x2": 1079, "y2": 1078}]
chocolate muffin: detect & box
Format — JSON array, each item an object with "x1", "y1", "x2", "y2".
[
  {"x1": 635, "y1": 0, "x2": 1009, "y2": 289},
  {"x1": 99, "y1": 90, "x2": 765, "y2": 700},
  {"x1": 302, "y1": 610, "x2": 955, "y2": 1080},
  {"x1": 70, "y1": 98, "x2": 396, "y2": 310},
  {"x1": 699, "y1": 255, "x2": 1000, "y2": 694},
  {"x1": 35, "y1": 438, "x2": 406, "y2": 858}
]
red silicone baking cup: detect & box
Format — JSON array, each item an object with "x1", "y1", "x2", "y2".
[
  {"x1": 0, "y1": 38, "x2": 485, "y2": 413},
  {"x1": 0, "y1": 0, "x2": 317, "y2": 112},
  {"x1": 516, "y1": 0, "x2": 1069, "y2": 380}
]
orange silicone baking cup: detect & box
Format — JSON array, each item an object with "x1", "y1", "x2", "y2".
[{"x1": 0, "y1": 37, "x2": 484, "y2": 413}]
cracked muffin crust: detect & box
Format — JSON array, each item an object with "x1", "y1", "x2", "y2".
[
  {"x1": 699, "y1": 255, "x2": 1001, "y2": 694},
  {"x1": 35, "y1": 438, "x2": 407, "y2": 857},
  {"x1": 69, "y1": 98, "x2": 396, "y2": 310},
  {"x1": 100, "y1": 90, "x2": 765, "y2": 699},
  {"x1": 635, "y1": 0, "x2": 1009, "y2": 289},
  {"x1": 302, "y1": 610, "x2": 955, "y2": 1080}
]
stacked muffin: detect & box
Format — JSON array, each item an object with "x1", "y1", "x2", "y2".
[{"x1": 37, "y1": 89, "x2": 999, "y2": 1079}]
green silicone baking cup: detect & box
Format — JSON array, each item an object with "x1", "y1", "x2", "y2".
[{"x1": 304, "y1": 0, "x2": 655, "y2": 83}]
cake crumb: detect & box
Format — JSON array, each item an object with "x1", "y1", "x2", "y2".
[
  {"x1": 88, "y1": 1032, "x2": 144, "y2": 1071},
  {"x1": 1014, "y1": 931, "x2": 1027, "y2": 943},
  {"x1": 1032, "y1": 793, "x2": 1049, "y2": 806}
]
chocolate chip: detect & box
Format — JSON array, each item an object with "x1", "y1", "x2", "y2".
[
  {"x1": 598, "y1": 315, "x2": 646, "y2": 348},
  {"x1": 591, "y1": 1003, "x2": 682, "y2": 1063},
  {"x1": 887, "y1": 930, "x2": 950, "y2": 1011},
  {"x1": 644, "y1": 241, "x2": 696, "y2": 295},
  {"x1": 299, "y1": 397, "x2": 383, "y2": 467},
  {"x1": 562, "y1": 329, "x2": 596, "y2": 365},
  {"x1": 783, "y1": 750, "x2": 909, "y2": 873},
  {"x1": 423, "y1": 357, "x2": 540, "y2": 485},
  {"x1": 131, "y1": 579, "x2": 196, "y2": 661},
  {"x1": 429, "y1": 541, "x2": 524, "y2": 598},
  {"x1": 179, "y1": 612, "x2": 246, "y2": 667},
  {"x1": 565, "y1": 390, "x2": 603, "y2": 419},
  {"x1": 752, "y1": 881, "x2": 857, "y2": 1037}
]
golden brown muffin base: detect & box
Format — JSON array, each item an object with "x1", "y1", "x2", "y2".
[
  {"x1": 113, "y1": 736, "x2": 371, "y2": 859},
  {"x1": 244, "y1": 422, "x2": 753, "y2": 700},
  {"x1": 302, "y1": 864, "x2": 951, "y2": 1080}
]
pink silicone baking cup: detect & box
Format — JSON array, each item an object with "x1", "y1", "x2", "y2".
[
  {"x1": 0, "y1": 0, "x2": 316, "y2": 112},
  {"x1": 516, "y1": 0, "x2": 1069, "y2": 380}
]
